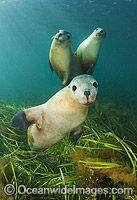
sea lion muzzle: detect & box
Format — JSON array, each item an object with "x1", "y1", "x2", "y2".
[
  {"x1": 97, "y1": 29, "x2": 106, "y2": 37},
  {"x1": 53, "y1": 30, "x2": 72, "y2": 42},
  {"x1": 57, "y1": 32, "x2": 71, "y2": 42}
]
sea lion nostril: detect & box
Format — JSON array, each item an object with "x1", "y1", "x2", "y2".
[{"x1": 84, "y1": 91, "x2": 91, "y2": 98}]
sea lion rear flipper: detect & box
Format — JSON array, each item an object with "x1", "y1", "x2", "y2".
[
  {"x1": 70, "y1": 127, "x2": 83, "y2": 145},
  {"x1": 49, "y1": 60, "x2": 54, "y2": 72}
]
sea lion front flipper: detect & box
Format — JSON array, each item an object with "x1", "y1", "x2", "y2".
[
  {"x1": 82, "y1": 62, "x2": 96, "y2": 74},
  {"x1": 49, "y1": 60, "x2": 54, "y2": 72},
  {"x1": 24, "y1": 104, "x2": 45, "y2": 122},
  {"x1": 11, "y1": 111, "x2": 32, "y2": 131},
  {"x1": 62, "y1": 71, "x2": 71, "y2": 87},
  {"x1": 11, "y1": 104, "x2": 45, "y2": 131},
  {"x1": 87, "y1": 63, "x2": 96, "y2": 74},
  {"x1": 70, "y1": 127, "x2": 83, "y2": 145},
  {"x1": 36, "y1": 111, "x2": 45, "y2": 130}
]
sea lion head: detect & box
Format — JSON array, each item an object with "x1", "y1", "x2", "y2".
[
  {"x1": 69, "y1": 74, "x2": 98, "y2": 106},
  {"x1": 92, "y1": 28, "x2": 106, "y2": 41},
  {"x1": 52, "y1": 30, "x2": 72, "y2": 46}
]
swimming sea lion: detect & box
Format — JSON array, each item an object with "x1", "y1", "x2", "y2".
[
  {"x1": 12, "y1": 75, "x2": 98, "y2": 150},
  {"x1": 76, "y1": 28, "x2": 106, "y2": 74},
  {"x1": 49, "y1": 30, "x2": 82, "y2": 86}
]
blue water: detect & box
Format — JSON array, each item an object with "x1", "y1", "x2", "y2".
[{"x1": 0, "y1": 0, "x2": 137, "y2": 105}]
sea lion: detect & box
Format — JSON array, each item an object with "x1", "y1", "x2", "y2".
[
  {"x1": 12, "y1": 75, "x2": 98, "y2": 150},
  {"x1": 76, "y1": 28, "x2": 106, "y2": 74},
  {"x1": 49, "y1": 30, "x2": 82, "y2": 86}
]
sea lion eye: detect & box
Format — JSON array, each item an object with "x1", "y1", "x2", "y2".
[
  {"x1": 95, "y1": 28, "x2": 99, "y2": 31},
  {"x1": 72, "y1": 85, "x2": 77, "y2": 92},
  {"x1": 93, "y1": 82, "x2": 98, "y2": 88}
]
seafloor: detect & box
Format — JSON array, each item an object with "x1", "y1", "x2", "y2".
[{"x1": 0, "y1": 99, "x2": 136, "y2": 200}]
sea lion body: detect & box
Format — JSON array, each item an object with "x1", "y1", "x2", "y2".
[
  {"x1": 12, "y1": 75, "x2": 98, "y2": 150},
  {"x1": 76, "y1": 28, "x2": 106, "y2": 74},
  {"x1": 49, "y1": 30, "x2": 81, "y2": 86},
  {"x1": 27, "y1": 90, "x2": 88, "y2": 149}
]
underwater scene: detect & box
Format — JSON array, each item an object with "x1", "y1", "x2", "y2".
[{"x1": 0, "y1": 0, "x2": 137, "y2": 199}]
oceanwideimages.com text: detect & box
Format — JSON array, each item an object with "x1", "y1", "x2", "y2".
[{"x1": 4, "y1": 184, "x2": 134, "y2": 197}]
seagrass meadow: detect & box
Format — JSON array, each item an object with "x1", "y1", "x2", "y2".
[{"x1": 0, "y1": 99, "x2": 136, "y2": 200}]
